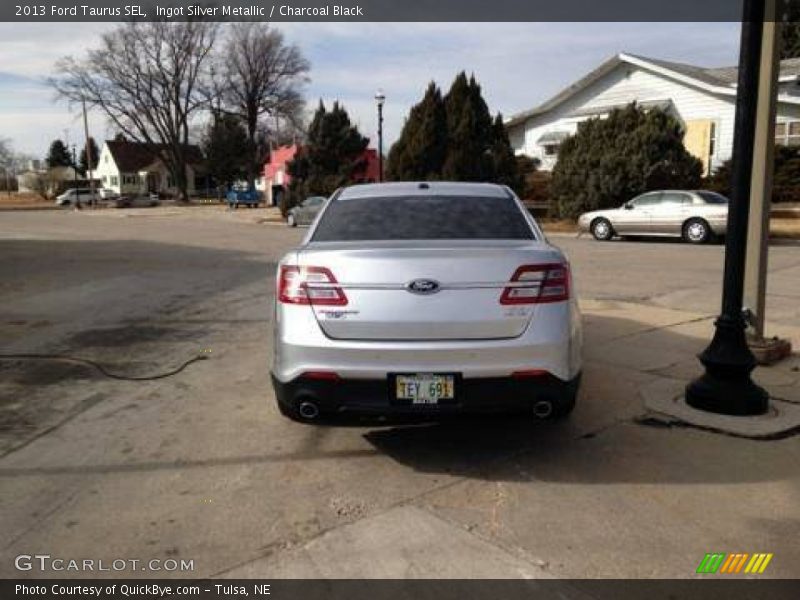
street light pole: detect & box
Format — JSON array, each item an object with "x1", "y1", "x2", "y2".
[
  {"x1": 685, "y1": 0, "x2": 769, "y2": 416},
  {"x1": 72, "y1": 144, "x2": 81, "y2": 210},
  {"x1": 82, "y1": 97, "x2": 96, "y2": 208},
  {"x1": 375, "y1": 89, "x2": 385, "y2": 182}
]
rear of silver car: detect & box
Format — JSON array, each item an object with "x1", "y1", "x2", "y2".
[{"x1": 271, "y1": 183, "x2": 582, "y2": 421}]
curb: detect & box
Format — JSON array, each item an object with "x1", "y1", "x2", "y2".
[{"x1": 640, "y1": 377, "x2": 800, "y2": 439}]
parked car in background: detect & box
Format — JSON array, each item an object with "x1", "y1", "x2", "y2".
[
  {"x1": 272, "y1": 182, "x2": 582, "y2": 423},
  {"x1": 287, "y1": 196, "x2": 326, "y2": 227},
  {"x1": 577, "y1": 190, "x2": 729, "y2": 244},
  {"x1": 226, "y1": 186, "x2": 262, "y2": 209},
  {"x1": 98, "y1": 188, "x2": 119, "y2": 200},
  {"x1": 55, "y1": 188, "x2": 101, "y2": 207}
]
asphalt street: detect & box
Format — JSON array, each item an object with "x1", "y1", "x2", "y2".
[{"x1": 1, "y1": 209, "x2": 799, "y2": 579}]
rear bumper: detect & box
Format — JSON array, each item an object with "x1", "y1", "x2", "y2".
[
  {"x1": 273, "y1": 300, "x2": 583, "y2": 383},
  {"x1": 271, "y1": 372, "x2": 580, "y2": 415}
]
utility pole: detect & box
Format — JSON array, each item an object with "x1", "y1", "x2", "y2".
[
  {"x1": 685, "y1": 0, "x2": 769, "y2": 416},
  {"x1": 82, "y1": 97, "x2": 96, "y2": 208},
  {"x1": 743, "y1": 0, "x2": 793, "y2": 364},
  {"x1": 72, "y1": 144, "x2": 81, "y2": 210}
]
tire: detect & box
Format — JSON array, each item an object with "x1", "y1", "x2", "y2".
[
  {"x1": 590, "y1": 218, "x2": 614, "y2": 241},
  {"x1": 287, "y1": 213, "x2": 296, "y2": 227},
  {"x1": 683, "y1": 218, "x2": 710, "y2": 244}
]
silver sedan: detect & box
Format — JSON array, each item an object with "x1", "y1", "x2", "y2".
[
  {"x1": 577, "y1": 190, "x2": 729, "y2": 244},
  {"x1": 287, "y1": 196, "x2": 326, "y2": 227},
  {"x1": 271, "y1": 182, "x2": 582, "y2": 423}
]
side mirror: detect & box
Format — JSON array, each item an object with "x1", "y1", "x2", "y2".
[{"x1": 623, "y1": 202, "x2": 633, "y2": 210}]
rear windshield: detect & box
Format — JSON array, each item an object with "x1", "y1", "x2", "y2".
[
  {"x1": 311, "y1": 195, "x2": 534, "y2": 241},
  {"x1": 696, "y1": 191, "x2": 729, "y2": 204}
]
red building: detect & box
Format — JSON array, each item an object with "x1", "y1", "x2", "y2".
[{"x1": 262, "y1": 144, "x2": 381, "y2": 206}]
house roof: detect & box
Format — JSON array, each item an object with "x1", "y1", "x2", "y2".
[
  {"x1": 505, "y1": 53, "x2": 800, "y2": 129},
  {"x1": 105, "y1": 140, "x2": 203, "y2": 172}
]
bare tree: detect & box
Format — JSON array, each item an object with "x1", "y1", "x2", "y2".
[
  {"x1": 51, "y1": 20, "x2": 217, "y2": 202},
  {"x1": 0, "y1": 138, "x2": 11, "y2": 165},
  {"x1": 218, "y1": 23, "x2": 310, "y2": 188}
]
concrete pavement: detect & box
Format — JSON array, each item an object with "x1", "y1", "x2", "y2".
[{"x1": 0, "y1": 210, "x2": 798, "y2": 579}]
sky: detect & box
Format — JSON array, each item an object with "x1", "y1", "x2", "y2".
[{"x1": 0, "y1": 22, "x2": 742, "y2": 160}]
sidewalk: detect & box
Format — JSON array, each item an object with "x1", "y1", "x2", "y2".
[
  {"x1": 225, "y1": 299, "x2": 800, "y2": 578},
  {"x1": 79, "y1": 203, "x2": 286, "y2": 224}
]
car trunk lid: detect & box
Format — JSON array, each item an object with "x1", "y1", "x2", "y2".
[{"x1": 294, "y1": 240, "x2": 566, "y2": 341}]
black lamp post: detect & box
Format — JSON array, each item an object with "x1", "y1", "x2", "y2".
[
  {"x1": 375, "y1": 89, "x2": 385, "y2": 182},
  {"x1": 685, "y1": 0, "x2": 769, "y2": 416}
]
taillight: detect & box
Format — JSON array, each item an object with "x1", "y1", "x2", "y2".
[
  {"x1": 278, "y1": 265, "x2": 348, "y2": 306},
  {"x1": 302, "y1": 370, "x2": 341, "y2": 381},
  {"x1": 500, "y1": 263, "x2": 570, "y2": 305},
  {"x1": 512, "y1": 369, "x2": 550, "y2": 379}
]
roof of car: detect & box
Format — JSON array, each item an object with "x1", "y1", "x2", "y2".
[{"x1": 337, "y1": 182, "x2": 512, "y2": 200}]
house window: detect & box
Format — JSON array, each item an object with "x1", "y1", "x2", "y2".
[
  {"x1": 167, "y1": 175, "x2": 175, "y2": 187},
  {"x1": 111, "y1": 176, "x2": 118, "y2": 186},
  {"x1": 102, "y1": 175, "x2": 107, "y2": 184},
  {"x1": 775, "y1": 120, "x2": 800, "y2": 146}
]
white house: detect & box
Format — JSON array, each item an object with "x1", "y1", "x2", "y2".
[
  {"x1": 505, "y1": 53, "x2": 800, "y2": 175},
  {"x1": 95, "y1": 140, "x2": 203, "y2": 196}
]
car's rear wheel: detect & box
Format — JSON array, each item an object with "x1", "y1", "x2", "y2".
[
  {"x1": 683, "y1": 218, "x2": 710, "y2": 244},
  {"x1": 590, "y1": 218, "x2": 614, "y2": 241}
]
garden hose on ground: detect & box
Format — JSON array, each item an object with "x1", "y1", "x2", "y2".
[{"x1": 0, "y1": 349, "x2": 211, "y2": 381}]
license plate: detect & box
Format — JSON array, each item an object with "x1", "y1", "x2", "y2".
[{"x1": 395, "y1": 374, "x2": 455, "y2": 404}]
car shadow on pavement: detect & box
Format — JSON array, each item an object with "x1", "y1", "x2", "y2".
[{"x1": 359, "y1": 312, "x2": 799, "y2": 486}]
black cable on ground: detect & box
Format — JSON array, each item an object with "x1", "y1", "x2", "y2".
[{"x1": 0, "y1": 350, "x2": 211, "y2": 381}]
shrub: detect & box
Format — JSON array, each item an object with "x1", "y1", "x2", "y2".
[{"x1": 550, "y1": 103, "x2": 702, "y2": 218}]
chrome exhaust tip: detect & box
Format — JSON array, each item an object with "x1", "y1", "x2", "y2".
[
  {"x1": 533, "y1": 400, "x2": 554, "y2": 419},
  {"x1": 298, "y1": 400, "x2": 320, "y2": 420}
]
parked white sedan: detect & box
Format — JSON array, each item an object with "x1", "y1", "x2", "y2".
[{"x1": 578, "y1": 190, "x2": 729, "y2": 244}]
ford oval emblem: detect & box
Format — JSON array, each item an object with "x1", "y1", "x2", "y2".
[{"x1": 406, "y1": 279, "x2": 441, "y2": 294}]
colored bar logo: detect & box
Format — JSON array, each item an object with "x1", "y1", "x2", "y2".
[{"x1": 696, "y1": 553, "x2": 773, "y2": 574}]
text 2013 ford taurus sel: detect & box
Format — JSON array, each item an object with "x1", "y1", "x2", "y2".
[{"x1": 271, "y1": 182, "x2": 582, "y2": 422}]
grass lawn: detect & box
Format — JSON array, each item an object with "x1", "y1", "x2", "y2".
[{"x1": 539, "y1": 216, "x2": 800, "y2": 240}]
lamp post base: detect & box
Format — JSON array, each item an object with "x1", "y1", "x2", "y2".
[
  {"x1": 685, "y1": 373, "x2": 769, "y2": 416},
  {"x1": 685, "y1": 314, "x2": 770, "y2": 416}
]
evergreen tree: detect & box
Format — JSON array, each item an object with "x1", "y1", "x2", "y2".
[
  {"x1": 285, "y1": 101, "x2": 368, "y2": 215},
  {"x1": 706, "y1": 144, "x2": 800, "y2": 203},
  {"x1": 203, "y1": 113, "x2": 250, "y2": 189},
  {"x1": 442, "y1": 73, "x2": 494, "y2": 181},
  {"x1": 551, "y1": 103, "x2": 702, "y2": 218},
  {"x1": 489, "y1": 114, "x2": 523, "y2": 191},
  {"x1": 781, "y1": 1, "x2": 800, "y2": 59},
  {"x1": 388, "y1": 72, "x2": 522, "y2": 194},
  {"x1": 387, "y1": 82, "x2": 447, "y2": 180},
  {"x1": 46, "y1": 139, "x2": 73, "y2": 168},
  {"x1": 78, "y1": 137, "x2": 99, "y2": 175}
]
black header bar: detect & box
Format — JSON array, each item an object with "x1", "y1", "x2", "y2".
[{"x1": 3, "y1": 0, "x2": 750, "y2": 23}]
